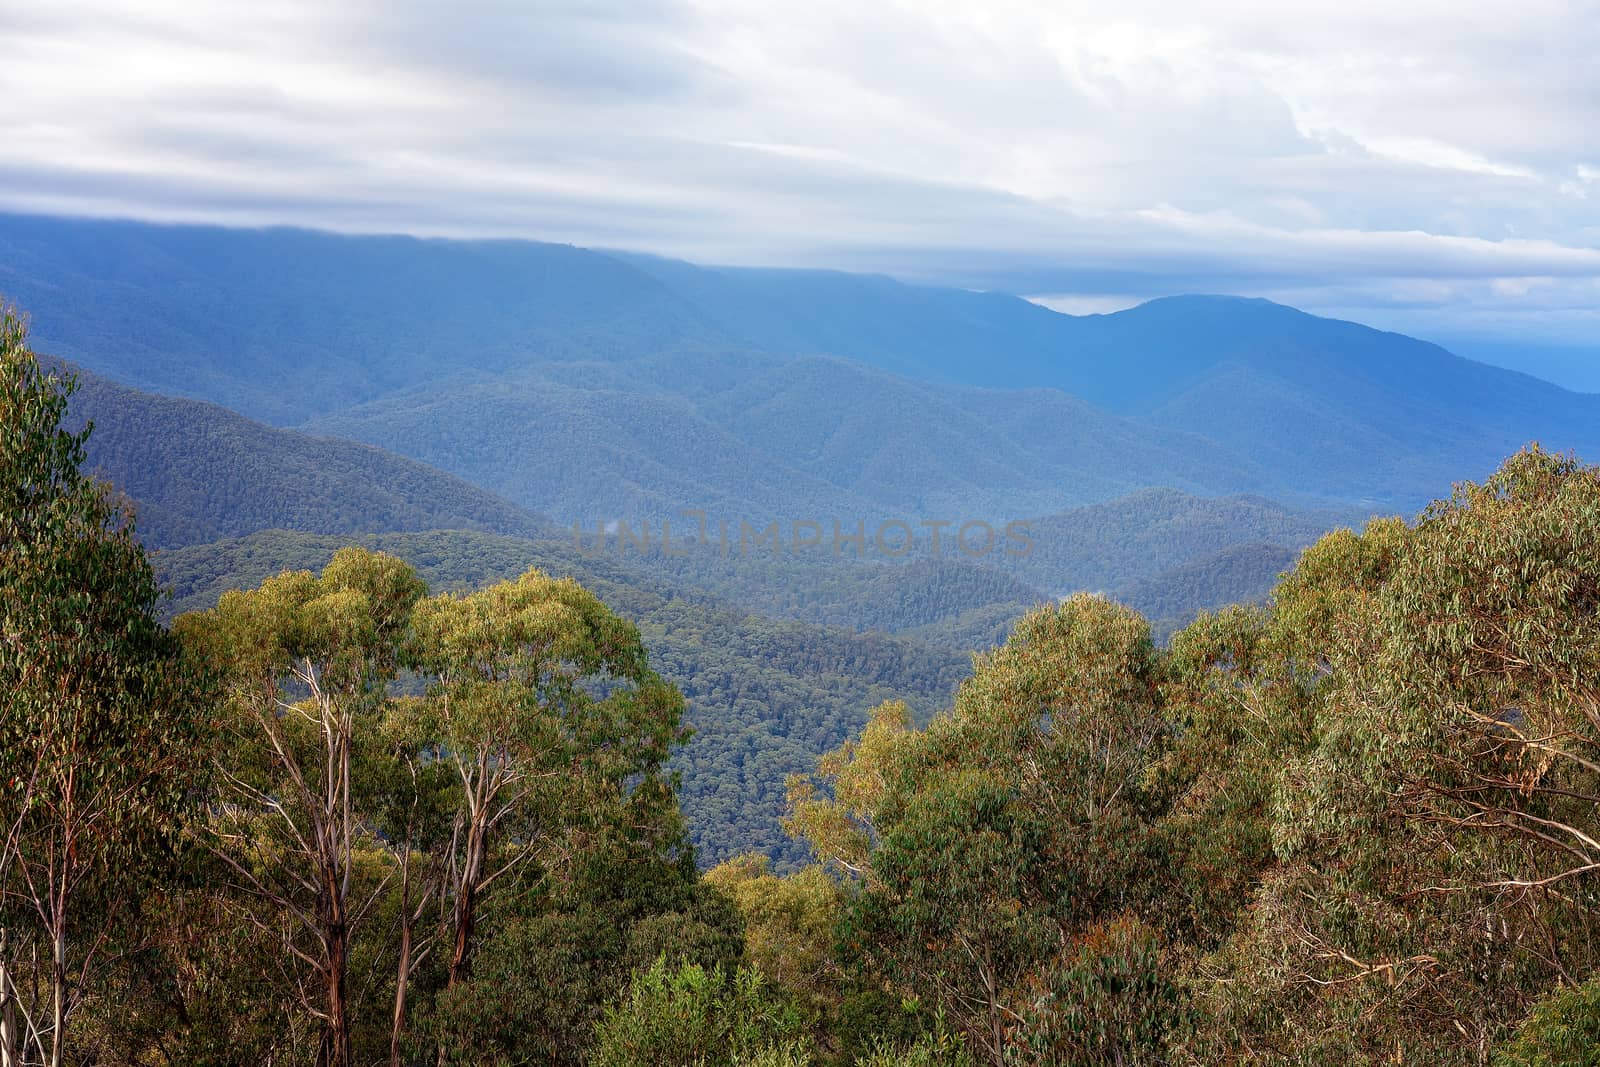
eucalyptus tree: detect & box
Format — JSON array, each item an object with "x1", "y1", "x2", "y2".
[
  {"x1": 788, "y1": 596, "x2": 1179, "y2": 1065},
  {"x1": 407, "y1": 569, "x2": 687, "y2": 990},
  {"x1": 0, "y1": 307, "x2": 206, "y2": 1067},
  {"x1": 1184, "y1": 449, "x2": 1600, "y2": 1063},
  {"x1": 177, "y1": 547, "x2": 425, "y2": 1067}
]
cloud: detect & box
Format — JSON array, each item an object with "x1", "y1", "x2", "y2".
[{"x1": 1, "y1": 0, "x2": 1597, "y2": 342}]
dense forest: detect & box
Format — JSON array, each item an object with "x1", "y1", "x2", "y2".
[
  {"x1": 9, "y1": 305, "x2": 1600, "y2": 1066},
  {"x1": 55, "y1": 350, "x2": 1340, "y2": 869},
  {"x1": 17, "y1": 214, "x2": 1600, "y2": 517},
  {"x1": 152, "y1": 528, "x2": 971, "y2": 869},
  {"x1": 62, "y1": 363, "x2": 554, "y2": 549}
]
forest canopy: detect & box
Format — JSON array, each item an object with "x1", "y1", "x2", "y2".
[{"x1": 6, "y1": 303, "x2": 1600, "y2": 1064}]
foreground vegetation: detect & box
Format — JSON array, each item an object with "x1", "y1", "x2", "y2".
[
  {"x1": 7, "y1": 307, "x2": 1600, "y2": 1064},
  {"x1": 153, "y1": 527, "x2": 971, "y2": 869}
]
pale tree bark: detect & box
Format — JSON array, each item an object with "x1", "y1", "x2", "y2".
[
  {"x1": 440, "y1": 743, "x2": 548, "y2": 994},
  {"x1": 8, "y1": 718, "x2": 145, "y2": 1067},
  {"x1": 389, "y1": 892, "x2": 413, "y2": 1067},
  {"x1": 388, "y1": 778, "x2": 441, "y2": 1067},
  {"x1": 1, "y1": 787, "x2": 34, "y2": 1067},
  {"x1": 389, "y1": 863, "x2": 440, "y2": 1067},
  {"x1": 0, "y1": 937, "x2": 26, "y2": 1067},
  {"x1": 429, "y1": 729, "x2": 555, "y2": 1067},
  {"x1": 214, "y1": 658, "x2": 392, "y2": 1067}
]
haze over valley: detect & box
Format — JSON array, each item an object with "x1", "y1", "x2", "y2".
[
  {"x1": 4, "y1": 4, "x2": 1599, "y2": 1063},
  {"x1": 6, "y1": 210, "x2": 1591, "y2": 869}
]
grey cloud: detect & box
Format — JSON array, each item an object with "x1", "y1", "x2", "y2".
[
  {"x1": 325, "y1": 0, "x2": 715, "y2": 103},
  {"x1": 1, "y1": 0, "x2": 1597, "y2": 345}
]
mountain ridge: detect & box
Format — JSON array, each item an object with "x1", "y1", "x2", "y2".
[
  {"x1": 58, "y1": 360, "x2": 558, "y2": 549},
  {"x1": 8, "y1": 211, "x2": 1595, "y2": 520}
]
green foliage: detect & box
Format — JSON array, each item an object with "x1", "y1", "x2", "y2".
[
  {"x1": 791, "y1": 597, "x2": 1176, "y2": 1065},
  {"x1": 177, "y1": 546, "x2": 427, "y2": 1066},
  {"x1": 704, "y1": 856, "x2": 845, "y2": 1012},
  {"x1": 407, "y1": 566, "x2": 684, "y2": 794},
  {"x1": 852, "y1": 1030, "x2": 973, "y2": 1067},
  {"x1": 1187, "y1": 448, "x2": 1600, "y2": 1063},
  {"x1": 0, "y1": 306, "x2": 209, "y2": 1065},
  {"x1": 21, "y1": 247, "x2": 1600, "y2": 1065},
  {"x1": 1498, "y1": 979, "x2": 1600, "y2": 1067},
  {"x1": 1003, "y1": 917, "x2": 1185, "y2": 1066},
  {"x1": 170, "y1": 544, "x2": 732, "y2": 1066},
  {"x1": 155, "y1": 527, "x2": 972, "y2": 867},
  {"x1": 591, "y1": 958, "x2": 811, "y2": 1067},
  {"x1": 407, "y1": 567, "x2": 715, "y2": 1063},
  {"x1": 424, "y1": 849, "x2": 744, "y2": 1067},
  {"x1": 777, "y1": 451, "x2": 1600, "y2": 1063}
]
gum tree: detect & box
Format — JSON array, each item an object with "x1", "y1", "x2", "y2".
[
  {"x1": 407, "y1": 569, "x2": 688, "y2": 994},
  {"x1": 178, "y1": 547, "x2": 425, "y2": 1067},
  {"x1": 0, "y1": 307, "x2": 206, "y2": 1067}
]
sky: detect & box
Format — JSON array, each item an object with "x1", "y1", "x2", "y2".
[{"x1": 3, "y1": 0, "x2": 1598, "y2": 351}]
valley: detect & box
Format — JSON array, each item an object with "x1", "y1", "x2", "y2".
[{"x1": 15, "y1": 213, "x2": 1589, "y2": 872}]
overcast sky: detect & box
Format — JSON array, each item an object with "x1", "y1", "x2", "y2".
[{"x1": 4, "y1": 0, "x2": 1597, "y2": 345}]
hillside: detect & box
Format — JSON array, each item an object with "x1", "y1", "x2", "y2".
[
  {"x1": 1112, "y1": 541, "x2": 1302, "y2": 641},
  {"x1": 59, "y1": 335, "x2": 1363, "y2": 659},
  {"x1": 145, "y1": 515, "x2": 1319, "y2": 868},
  {"x1": 631, "y1": 550, "x2": 1048, "y2": 641},
  {"x1": 1004, "y1": 487, "x2": 1361, "y2": 594},
  {"x1": 0, "y1": 214, "x2": 721, "y2": 423},
  {"x1": 58, "y1": 349, "x2": 1359, "y2": 653},
  {"x1": 62, "y1": 363, "x2": 554, "y2": 549},
  {"x1": 154, "y1": 528, "x2": 971, "y2": 867},
  {"x1": 301, "y1": 353, "x2": 1270, "y2": 522},
  {"x1": 691, "y1": 356, "x2": 1268, "y2": 513},
  {"x1": 297, "y1": 368, "x2": 887, "y2": 522},
  {"x1": 59, "y1": 352, "x2": 1333, "y2": 645},
  {"x1": 9, "y1": 214, "x2": 1599, "y2": 517}
]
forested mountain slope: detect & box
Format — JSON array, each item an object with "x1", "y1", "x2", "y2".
[
  {"x1": 1008, "y1": 487, "x2": 1360, "y2": 593},
  {"x1": 21, "y1": 289, "x2": 1600, "y2": 1064},
  {"x1": 8, "y1": 213, "x2": 1596, "y2": 516},
  {"x1": 56, "y1": 350, "x2": 1337, "y2": 626},
  {"x1": 144, "y1": 504, "x2": 1334, "y2": 862},
  {"x1": 154, "y1": 528, "x2": 971, "y2": 867},
  {"x1": 62, "y1": 355, "x2": 1356, "y2": 869},
  {"x1": 1112, "y1": 541, "x2": 1301, "y2": 641},
  {"x1": 1, "y1": 213, "x2": 719, "y2": 422},
  {"x1": 62, "y1": 362, "x2": 554, "y2": 548},
  {"x1": 296, "y1": 370, "x2": 889, "y2": 522},
  {"x1": 300, "y1": 353, "x2": 1270, "y2": 522}
]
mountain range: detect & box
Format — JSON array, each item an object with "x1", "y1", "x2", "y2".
[
  {"x1": 8, "y1": 209, "x2": 1588, "y2": 864},
  {"x1": 8, "y1": 212, "x2": 1595, "y2": 527},
  {"x1": 63, "y1": 361, "x2": 555, "y2": 548}
]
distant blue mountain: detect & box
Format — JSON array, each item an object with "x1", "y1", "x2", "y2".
[
  {"x1": 58, "y1": 360, "x2": 554, "y2": 549},
  {"x1": 0, "y1": 213, "x2": 715, "y2": 422},
  {"x1": 1440, "y1": 339, "x2": 1600, "y2": 394},
  {"x1": 3, "y1": 211, "x2": 1595, "y2": 514}
]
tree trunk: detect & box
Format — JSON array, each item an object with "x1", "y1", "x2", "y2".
[
  {"x1": 437, "y1": 817, "x2": 487, "y2": 1067},
  {"x1": 443, "y1": 818, "x2": 487, "y2": 992},
  {"x1": 49, "y1": 924, "x2": 65, "y2": 1067},
  {"x1": 317, "y1": 870, "x2": 352, "y2": 1067},
  {"x1": 390, "y1": 909, "x2": 413, "y2": 1067},
  {"x1": 318, "y1": 938, "x2": 352, "y2": 1067},
  {"x1": 443, "y1": 879, "x2": 477, "y2": 993},
  {"x1": 0, "y1": 953, "x2": 17, "y2": 1067}
]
